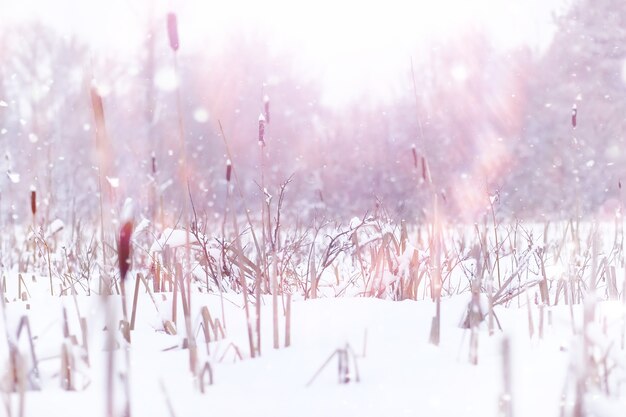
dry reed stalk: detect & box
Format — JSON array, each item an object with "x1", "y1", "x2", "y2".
[
  {"x1": 538, "y1": 304, "x2": 544, "y2": 340},
  {"x1": 607, "y1": 264, "x2": 618, "y2": 300},
  {"x1": 199, "y1": 306, "x2": 225, "y2": 342},
  {"x1": 14, "y1": 316, "x2": 40, "y2": 390},
  {"x1": 221, "y1": 158, "x2": 233, "y2": 241},
  {"x1": 429, "y1": 193, "x2": 442, "y2": 346},
  {"x1": 62, "y1": 306, "x2": 70, "y2": 339},
  {"x1": 80, "y1": 317, "x2": 90, "y2": 366},
  {"x1": 199, "y1": 306, "x2": 212, "y2": 350},
  {"x1": 284, "y1": 293, "x2": 291, "y2": 347},
  {"x1": 306, "y1": 344, "x2": 360, "y2": 387},
  {"x1": 130, "y1": 273, "x2": 141, "y2": 330},
  {"x1": 487, "y1": 272, "x2": 495, "y2": 336},
  {"x1": 8, "y1": 349, "x2": 26, "y2": 417},
  {"x1": 272, "y1": 258, "x2": 279, "y2": 349},
  {"x1": 217, "y1": 121, "x2": 264, "y2": 279},
  {"x1": 218, "y1": 343, "x2": 244, "y2": 363},
  {"x1": 231, "y1": 213, "x2": 257, "y2": 358},
  {"x1": 154, "y1": 262, "x2": 161, "y2": 293},
  {"x1": 60, "y1": 342, "x2": 73, "y2": 390},
  {"x1": 468, "y1": 278, "x2": 482, "y2": 364},
  {"x1": 166, "y1": 10, "x2": 192, "y2": 325},
  {"x1": 573, "y1": 296, "x2": 597, "y2": 417},
  {"x1": 159, "y1": 379, "x2": 178, "y2": 417},
  {"x1": 337, "y1": 348, "x2": 349, "y2": 384},
  {"x1": 163, "y1": 320, "x2": 177, "y2": 335},
  {"x1": 469, "y1": 326, "x2": 479, "y2": 366},
  {"x1": 499, "y1": 337, "x2": 513, "y2": 417},
  {"x1": 118, "y1": 209, "x2": 133, "y2": 345},
  {"x1": 309, "y1": 244, "x2": 317, "y2": 299},
  {"x1": 172, "y1": 271, "x2": 178, "y2": 325},
  {"x1": 174, "y1": 263, "x2": 197, "y2": 372},
  {"x1": 489, "y1": 195, "x2": 502, "y2": 289},
  {"x1": 89, "y1": 85, "x2": 111, "y2": 296},
  {"x1": 257, "y1": 112, "x2": 269, "y2": 354},
  {"x1": 525, "y1": 291, "x2": 534, "y2": 339},
  {"x1": 537, "y1": 246, "x2": 550, "y2": 306},
  {"x1": 263, "y1": 94, "x2": 270, "y2": 123},
  {"x1": 167, "y1": 13, "x2": 179, "y2": 51},
  {"x1": 30, "y1": 187, "x2": 37, "y2": 265},
  {"x1": 198, "y1": 361, "x2": 213, "y2": 393}
]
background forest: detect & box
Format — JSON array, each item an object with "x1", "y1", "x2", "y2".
[{"x1": 0, "y1": 0, "x2": 623, "y2": 225}]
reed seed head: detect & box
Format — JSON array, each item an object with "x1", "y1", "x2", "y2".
[
  {"x1": 421, "y1": 156, "x2": 431, "y2": 184},
  {"x1": 167, "y1": 12, "x2": 180, "y2": 52},
  {"x1": 30, "y1": 185, "x2": 36, "y2": 217},
  {"x1": 263, "y1": 95, "x2": 270, "y2": 124},
  {"x1": 90, "y1": 86, "x2": 105, "y2": 131},
  {"x1": 118, "y1": 198, "x2": 134, "y2": 281},
  {"x1": 258, "y1": 113, "x2": 266, "y2": 145}
]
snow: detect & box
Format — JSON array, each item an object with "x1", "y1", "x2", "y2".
[
  {"x1": 3, "y1": 291, "x2": 625, "y2": 417},
  {"x1": 0, "y1": 219, "x2": 624, "y2": 417},
  {"x1": 154, "y1": 67, "x2": 179, "y2": 92},
  {"x1": 149, "y1": 228, "x2": 199, "y2": 253},
  {"x1": 45, "y1": 218, "x2": 64, "y2": 237},
  {"x1": 120, "y1": 198, "x2": 134, "y2": 223},
  {"x1": 6, "y1": 170, "x2": 20, "y2": 183},
  {"x1": 193, "y1": 107, "x2": 209, "y2": 123},
  {"x1": 1, "y1": 2, "x2": 625, "y2": 415},
  {"x1": 106, "y1": 176, "x2": 120, "y2": 188}
]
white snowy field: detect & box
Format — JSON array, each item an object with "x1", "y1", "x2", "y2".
[
  {"x1": 1, "y1": 218, "x2": 626, "y2": 417},
  {"x1": 2, "y1": 291, "x2": 626, "y2": 417}
]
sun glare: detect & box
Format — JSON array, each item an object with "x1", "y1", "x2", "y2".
[{"x1": 1, "y1": 0, "x2": 563, "y2": 105}]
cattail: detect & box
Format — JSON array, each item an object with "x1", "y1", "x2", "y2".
[
  {"x1": 226, "y1": 159, "x2": 232, "y2": 182},
  {"x1": 167, "y1": 12, "x2": 179, "y2": 52},
  {"x1": 90, "y1": 86, "x2": 105, "y2": 133},
  {"x1": 118, "y1": 199, "x2": 134, "y2": 281},
  {"x1": 421, "y1": 156, "x2": 431, "y2": 184},
  {"x1": 258, "y1": 113, "x2": 266, "y2": 145},
  {"x1": 30, "y1": 185, "x2": 36, "y2": 217},
  {"x1": 151, "y1": 152, "x2": 157, "y2": 175},
  {"x1": 411, "y1": 144, "x2": 418, "y2": 168},
  {"x1": 119, "y1": 222, "x2": 133, "y2": 281},
  {"x1": 571, "y1": 103, "x2": 577, "y2": 128},
  {"x1": 263, "y1": 95, "x2": 270, "y2": 124}
]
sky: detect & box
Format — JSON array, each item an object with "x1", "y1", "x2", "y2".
[{"x1": 0, "y1": 0, "x2": 572, "y2": 106}]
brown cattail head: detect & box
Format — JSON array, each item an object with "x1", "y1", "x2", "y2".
[
  {"x1": 30, "y1": 185, "x2": 36, "y2": 217},
  {"x1": 258, "y1": 113, "x2": 266, "y2": 145},
  {"x1": 571, "y1": 103, "x2": 577, "y2": 128},
  {"x1": 226, "y1": 159, "x2": 232, "y2": 182},
  {"x1": 119, "y1": 221, "x2": 133, "y2": 280},
  {"x1": 167, "y1": 12, "x2": 180, "y2": 52},
  {"x1": 411, "y1": 144, "x2": 418, "y2": 168},
  {"x1": 151, "y1": 152, "x2": 157, "y2": 175},
  {"x1": 118, "y1": 199, "x2": 134, "y2": 281},
  {"x1": 421, "y1": 156, "x2": 432, "y2": 184},
  {"x1": 90, "y1": 85, "x2": 105, "y2": 134},
  {"x1": 263, "y1": 95, "x2": 270, "y2": 124}
]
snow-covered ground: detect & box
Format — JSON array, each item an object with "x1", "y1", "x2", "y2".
[
  {"x1": 1, "y1": 219, "x2": 626, "y2": 417},
  {"x1": 2, "y1": 289, "x2": 626, "y2": 417}
]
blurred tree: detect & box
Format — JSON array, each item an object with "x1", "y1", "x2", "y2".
[
  {"x1": 509, "y1": 0, "x2": 626, "y2": 218},
  {"x1": 0, "y1": 23, "x2": 93, "y2": 223}
]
